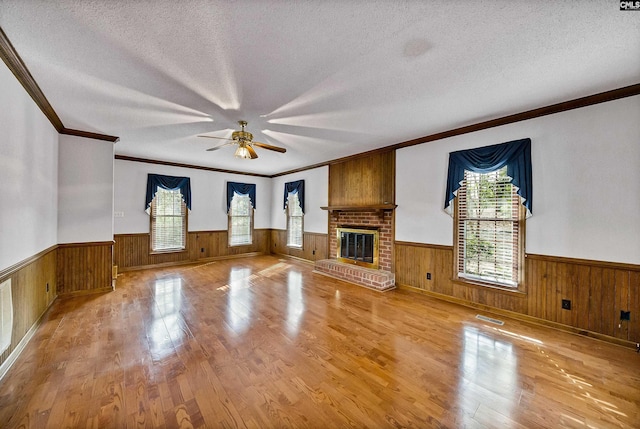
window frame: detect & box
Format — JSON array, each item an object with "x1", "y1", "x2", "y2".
[
  {"x1": 149, "y1": 187, "x2": 188, "y2": 254},
  {"x1": 286, "y1": 192, "x2": 304, "y2": 249},
  {"x1": 453, "y1": 168, "x2": 526, "y2": 293},
  {"x1": 228, "y1": 192, "x2": 254, "y2": 247}
]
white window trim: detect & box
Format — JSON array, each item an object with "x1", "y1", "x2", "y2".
[
  {"x1": 150, "y1": 187, "x2": 187, "y2": 254},
  {"x1": 454, "y1": 167, "x2": 525, "y2": 291},
  {"x1": 228, "y1": 193, "x2": 254, "y2": 247},
  {"x1": 286, "y1": 192, "x2": 304, "y2": 249}
]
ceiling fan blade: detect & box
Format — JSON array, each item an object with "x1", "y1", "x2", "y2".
[
  {"x1": 252, "y1": 141, "x2": 287, "y2": 153},
  {"x1": 247, "y1": 145, "x2": 259, "y2": 159},
  {"x1": 198, "y1": 135, "x2": 233, "y2": 141},
  {"x1": 206, "y1": 142, "x2": 234, "y2": 151}
]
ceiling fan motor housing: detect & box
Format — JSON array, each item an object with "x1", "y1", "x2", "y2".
[{"x1": 232, "y1": 130, "x2": 253, "y2": 142}]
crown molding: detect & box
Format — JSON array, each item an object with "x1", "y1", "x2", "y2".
[
  {"x1": 114, "y1": 155, "x2": 271, "y2": 178},
  {"x1": 61, "y1": 128, "x2": 120, "y2": 143},
  {"x1": 0, "y1": 26, "x2": 64, "y2": 132},
  {"x1": 0, "y1": 26, "x2": 119, "y2": 143},
  {"x1": 387, "y1": 83, "x2": 640, "y2": 152},
  {"x1": 273, "y1": 83, "x2": 640, "y2": 177}
]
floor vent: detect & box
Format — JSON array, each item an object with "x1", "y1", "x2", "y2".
[{"x1": 476, "y1": 314, "x2": 504, "y2": 325}]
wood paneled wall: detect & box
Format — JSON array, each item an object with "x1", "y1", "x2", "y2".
[
  {"x1": 0, "y1": 247, "x2": 57, "y2": 368},
  {"x1": 56, "y1": 242, "x2": 113, "y2": 296},
  {"x1": 329, "y1": 151, "x2": 395, "y2": 206},
  {"x1": 270, "y1": 230, "x2": 328, "y2": 262},
  {"x1": 395, "y1": 241, "x2": 640, "y2": 345},
  {"x1": 114, "y1": 229, "x2": 270, "y2": 271}
]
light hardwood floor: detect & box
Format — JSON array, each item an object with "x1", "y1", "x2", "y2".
[{"x1": 1, "y1": 255, "x2": 639, "y2": 428}]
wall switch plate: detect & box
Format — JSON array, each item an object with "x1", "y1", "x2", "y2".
[{"x1": 561, "y1": 299, "x2": 571, "y2": 310}]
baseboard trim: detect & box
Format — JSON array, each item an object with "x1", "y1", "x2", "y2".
[
  {"x1": 118, "y1": 252, "x2": 266, "y2": 273},
  {"x1": 57, "y1": 287, "x2": 113, "y2": 299},
  {"x1": 397, "y1": 283, "x2": 637, "y2": 349},
  {"x1": 272, "y1": 253, "x2": 316, "y2": 265},
  {"x1": 0, "y1": 297, "x2": 57, "y2": 382}
]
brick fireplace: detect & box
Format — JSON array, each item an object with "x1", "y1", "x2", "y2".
[
  {"x1": 329, "y1": 210, "x2": 393, "y2": 271},
  {"x1": 315, "y1": 208, "x2": 395, "y2": 292}
]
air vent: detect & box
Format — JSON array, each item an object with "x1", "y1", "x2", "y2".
[{"x1": 476, "y1": 314, "x2": 504, "y2": 325}]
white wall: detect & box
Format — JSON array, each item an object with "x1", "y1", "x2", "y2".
[
  {"x1": 114, "y1": 160, "x2": 272, "y2": 234},
  {"x1": 0, "y1": 61, "x2": 58, "y2": 270},
  {"x1": 270, "y1": 166, "x2": 329, "y2": 234},
  {"x1": 396, "y1": 95, "x2": 640, "y2": 265},
  {"x1": 57, "y1": 135, "x2": 114, "y2": 244}
]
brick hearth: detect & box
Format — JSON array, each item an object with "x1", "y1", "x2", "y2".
[
  {"x1": 314, "y1": 259, "x2": 395, "y2": 292},
  {"x1": 315, "y1": 209, "x2": 395, "y2": 291}
]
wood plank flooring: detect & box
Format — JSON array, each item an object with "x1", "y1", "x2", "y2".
[{"x1": 1, "y1": 255, "x2": 639, "y2": 428}]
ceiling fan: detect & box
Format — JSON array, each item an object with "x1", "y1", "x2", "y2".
[{"x1": 198, "y1": 120, "x2": 286, "y2": 159}]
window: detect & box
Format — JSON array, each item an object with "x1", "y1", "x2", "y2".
[
  {"x1": 150, "y1": 187, "x2": 187, "y2": 252},
  {"x1": 229, "y1": 192, "x2": 253, "y2": 246},
  {"x1": 0, "y1": 279, "x2": 13, "y2": 355},
  {"x1": 455, "y1": 166, "x2": 524, "y2": 288},
  {"x1": 286, "y1": 192, "x2": 304, "y2": 248}
]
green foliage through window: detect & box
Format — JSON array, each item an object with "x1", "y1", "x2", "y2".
[{"x1": 457, "y1": 167, "x2": 520, "y2": 286}]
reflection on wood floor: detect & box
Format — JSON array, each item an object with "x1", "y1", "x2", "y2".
[{"x1": 1, "y1": 255, "x2": 639, "y2": 428}]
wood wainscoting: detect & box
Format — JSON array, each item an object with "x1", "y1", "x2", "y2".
[
  {"x1": 395, "y1": 241, "x2": 640, "y2": 346},
  {"x1": 270, "y1": 230, "x2": 328, "y2": 262},
  {"x1": 114, "y1": 229, "x2": 270, "y2": 271},
  {"x1": 0, "y1": 246, "x2": 57, "y2": 371},
  {"x1": 56, "y1": 241, "x2": 114, "y2": 297}
]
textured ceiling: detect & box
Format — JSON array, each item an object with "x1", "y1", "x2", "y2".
[{"x1": 1, "y1": 0, "x2": 639, "y2": 175}]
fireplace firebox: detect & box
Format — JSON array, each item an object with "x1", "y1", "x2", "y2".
[{"x1": 336, "y1": 227, "x2": 379, "y2": 269}]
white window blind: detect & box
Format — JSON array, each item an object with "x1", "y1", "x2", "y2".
[
  {"x1": 287, "y1": 192, "x2": 304, "y2": 248},
  {"x1": 151, "y1": 187, "x2": 187, "y2": 252},
  {"x1": 457, "y1": 167, "x2": 520, "y2": 286},
  {"x1": 229, "y1": 193, "x2": 253, "y2": 246},
  {"x1": 0, "y1": 279, "x2": 13, "y2": 355}
]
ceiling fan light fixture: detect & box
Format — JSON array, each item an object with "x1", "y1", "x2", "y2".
[
  {"x1": 200, "y1": 120, "x2": 285, "y2": 159},
  {"x1": 234, "y1": 144, "x2": 251, "y2": 159}
]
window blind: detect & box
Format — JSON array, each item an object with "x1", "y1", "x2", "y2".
[
  {"x1": 151, "y1": 187, "x2": 187, "y2": 251},
  {"x1": 229, "y1": 193, "x2": 253, "y2": 246},
  {"x1": 457, "y1": 167, "x2": 520, "y2": 286},
  {"x1": 287, "y1": 192, "x2": 304, "y2": 248}
]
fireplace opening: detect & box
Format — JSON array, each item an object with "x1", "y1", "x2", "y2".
[{"x1": 336, "y1": 227, "x2": 379, "y2": 269}]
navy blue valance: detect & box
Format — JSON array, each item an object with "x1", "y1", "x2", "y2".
[
  {"x1": 227, "y1": 182, "x2": 256, "y2": 212},
  {"x1": 444, "y1": 138, "x2": 532, "y2": 217},
  {"x1": 145, "y1": 173, "x2": 192, "y2": 212},
  {"x1": 283, "y1": 180, "x2": 305, "y2": 213}
]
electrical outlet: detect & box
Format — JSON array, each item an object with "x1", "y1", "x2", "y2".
[
  {"x1": 312, "y1": 250, "x2": 315, "y2": 255},
  {"x1": 46, "y1": 282, "x2": 49, "y2": 292},
  {"x1": 561, "y1": 299, "x2": 571, "y2": 310},
  {"x1": 426, "y1": 273, "x2": 431, "y2": 280},
  {"x1": 621, "y1": 310, "x2": 631, "y2": 321},
  {"x1": 201, "y1": 248, "x2": 205, "y2": 253}
]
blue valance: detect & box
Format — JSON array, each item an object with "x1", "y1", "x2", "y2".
[
  {"x1": 444, "y1": 138, "x2": 532, "y2": 217},
  {"x1": 227, "y1": 182, "x2": 256, "y2": 212},
  {"x1": 145, "y1": 173, "x2": 191, "y2": 212},
  {"x1": 283, "y1": 180, "x2": 305, "y2": 213}
]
